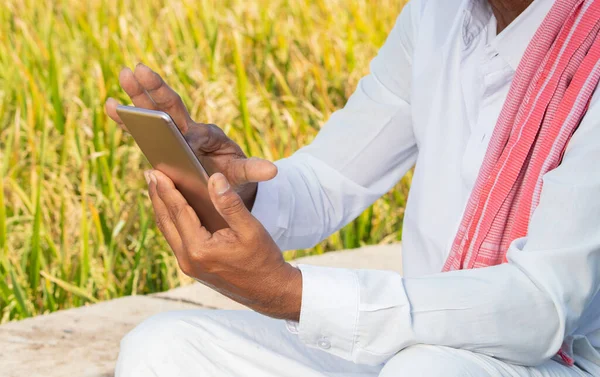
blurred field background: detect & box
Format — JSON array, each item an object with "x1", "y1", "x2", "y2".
[{"x1": 0, "y1": 0, "x2": 410, "y2": 322}]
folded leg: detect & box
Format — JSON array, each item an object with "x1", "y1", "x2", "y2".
[
  {"x1": 379, "y1": 344, "x2": 591, "y2": 377},
  {"x1": 115, "y1": 309, "x2": 382, "y2": 377}
]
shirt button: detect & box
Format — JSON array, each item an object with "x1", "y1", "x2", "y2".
[{"x1": 317, "y1": 337, "x2": 331, "y2": 350}]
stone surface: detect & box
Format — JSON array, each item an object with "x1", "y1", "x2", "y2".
[
  {"x1": 293, "y1": 243, "x2": 402, "y2": 271},
  {"x1": 0, "y1": 244, "x2": 401, "y2": 377},
  {"x1": 0, "y1": 296, "x2": 202, "y2": 377}
]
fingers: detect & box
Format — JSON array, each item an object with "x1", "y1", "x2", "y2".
[
  {"x1": 105, "y1": 66, "x2": 156, "y2": 132},
  {"x1": 104, "y1": 97, "x2": 127, "y2": 131},
  {"x1": 145, "y1": 170, "x2": 185, "y2": 261},
  {"x1": 114, "y1": 63, "x2": 195, "y2": 135},
  {"x1": 185, "y1": 123, "x2": 278, "y2": 185},
  {"x1": 119, "y1": 67, "x2": 158, "y2": 110},
  {"x1": 151, "y1": 170, "x2": 211, "y2": 249},
  {"x1": 208, "y1": 173, "x2": 260, "y2": 234},
  {"x1": 133, "y1": 63, "x2": 193, "y2": 133},
  {"x1": 229, "y1": 157, "x2": 278, "y2": 185},
  {"x1": 185, "y1": 123, "x2": 244, "y2": 164}
]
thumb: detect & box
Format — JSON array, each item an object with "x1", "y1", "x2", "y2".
[
  {"x1": 209, "y1": 173, "x2": 258, "y2": 232},
  {"x1": 230, "y1": 157, "x2": 277, "y2": 186}
]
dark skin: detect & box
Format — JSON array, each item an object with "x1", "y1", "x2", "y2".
[
  {"x1": 105, "y1": 1, "x2": 534, "y2": 322},
  {"x1": 489, "y1": 0, "x2": 535, "y2": 34},
  {"x1": 106, "y1": 65, "x2": 302, "y2": 321}
]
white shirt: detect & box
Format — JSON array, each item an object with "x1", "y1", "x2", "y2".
[{"x1": 251, "y1": 0, "x2": 600, "y2": 372}]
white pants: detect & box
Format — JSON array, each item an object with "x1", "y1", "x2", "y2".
[{"x1": 115, "y1": 310, "x2": 591, "y2": 377}]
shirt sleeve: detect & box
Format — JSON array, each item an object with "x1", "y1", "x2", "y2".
[
  {"x1": 251, "y1": 1, "x2": 419, "y2": 251},
  {"x1": 294, "y1": 86, "x2": 600, "y2": 366}
]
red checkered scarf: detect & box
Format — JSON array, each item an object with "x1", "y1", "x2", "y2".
[{"x1": 442, "y1": 0, "x2": 600, "y2": 366}]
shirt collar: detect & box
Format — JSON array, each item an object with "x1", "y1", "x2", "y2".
[{"x1": 463, "y1": 0, "x2": 555, "y2": 70}]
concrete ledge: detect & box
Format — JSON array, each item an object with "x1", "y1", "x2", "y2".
[
  {"x1": 0, "y1": 296, "x2": 202, "y2": 377},
  {"x1": 0, "y1": 244, "x2": 401, "y2": 377}
]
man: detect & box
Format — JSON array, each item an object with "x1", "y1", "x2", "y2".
[{"x1": 105, "y1": 0, "x2": 600, "y2": 376}]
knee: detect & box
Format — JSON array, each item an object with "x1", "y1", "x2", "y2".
[
  {"x1": 379, "y1": 345, "x2": 470, "y2": 377},
  {"x1": 121, "y1": 311, "x2": 185, "y2": 348},
  {"x1": 116, "y1": 310, "x2": 202, "y2": 373}
]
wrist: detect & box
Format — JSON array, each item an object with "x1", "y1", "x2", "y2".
[
  {"x1": 253, "y1": 263, "x2": 302, "y2": 321},
  {"x1": 279, "y1": 264, "x2": 302, "y2": 321}
]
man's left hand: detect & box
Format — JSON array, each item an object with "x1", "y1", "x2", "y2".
[{"x1": 144, "y1": 169, "x2": 302, "y2": 321}]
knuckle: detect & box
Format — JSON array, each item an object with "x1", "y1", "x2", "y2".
[
  {"x1": 186, "y1": 247, "x2": 201, "y2": 261},
  {"x1": 189, "y1": 249, "x2": 208, "y2": 265},
  {"x1": 165, "y1": 93, "x2": 182, "y2": 109},
  {"x1": 168, "y1": 202, "x2": 187, "y2": 222},
  {"x1": 154, "y1": 213, "x2": 171, "y2": 232},
  {"x1": 186, "y1": 249, "x2": 212, "y2": 274},
  {"x1": 184, "y1": 206, "x2": 200, "y2": 226},
  {"x1": 219, "y1": 194, "x2": 245, "y2": 216},
  {"x1": 183, "y1": 128, "x2": 200, "y2": 148},
  {"x1": 207, "y1": 124, "x2": 224, "y2": 136},
  {"x1": 239, "y1": 227, "x2": 261, "y2": 245},
  {"x1": 175, "y1": 93, "x2": 183, "y2": 104},
  {"x1": 201, "y1": 124, "x2": 224, "y2": 152},
  {"x1": 233, "y1": 160, "x2": 250, "y2": 184},
  {"x1": 156, "y1": 181, "x2": 170, "y2": 196},
  {"x1": 246, "y1": 228, "x2": 262, "y2": 243}
]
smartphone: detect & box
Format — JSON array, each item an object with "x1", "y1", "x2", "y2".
[{"x1": 116, "y1": 105, "x2": 228, "y2": 233}]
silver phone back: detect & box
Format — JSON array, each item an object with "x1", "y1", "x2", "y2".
[{"x1": 116, "y1": 105, "x2": 227, "y2": 233}]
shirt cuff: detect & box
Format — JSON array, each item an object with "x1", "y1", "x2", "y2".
[
  {"x1": 295, "y1": 264, "x2": 414, "y2": 365},
  {"x1": 296, "y1": 264, "x2": 360, "y2": 360}
]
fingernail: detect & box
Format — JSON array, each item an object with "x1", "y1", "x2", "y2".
[
  {"x1": 213, "y1": 173, "x2": 230, "y2": 195},
  {"x1": 119, "y1": 67, "x2": 133, "y2": 78},
  {"x1": 144, "y1": 170, "x2": 157, "y2": 185}
]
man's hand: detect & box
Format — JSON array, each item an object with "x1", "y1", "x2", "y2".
[
  {"x1": 144, "y1": 169, "x2": 302, "y2": 321},
  {"x1": 105, "y1": 63, "x2": 277, "y2": 209}
]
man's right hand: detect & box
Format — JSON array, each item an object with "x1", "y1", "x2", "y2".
[{"x1": 105, "y1": 63, "x2": 277, "y2": 210}]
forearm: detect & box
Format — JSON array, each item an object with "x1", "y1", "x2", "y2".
[
  {"x1": 251, "y1": 4, "x2": 419, "y2": 250},
  {"x1": 403, "y1": 262, "x2": 562, "y2": 365},
  {"x1": 252, "y1": 156, "x2": 395, "y2": 251},
  {"x1": 291, "y1": 86, "x2": 600, "y2": 366},
  {"x1": 293, "y1": 260, "x2": 563, "y2": 366}
]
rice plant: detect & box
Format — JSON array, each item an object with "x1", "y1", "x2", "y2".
[{"x1": 0, "y1": 0, "x2": 409, "y2": 322}]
